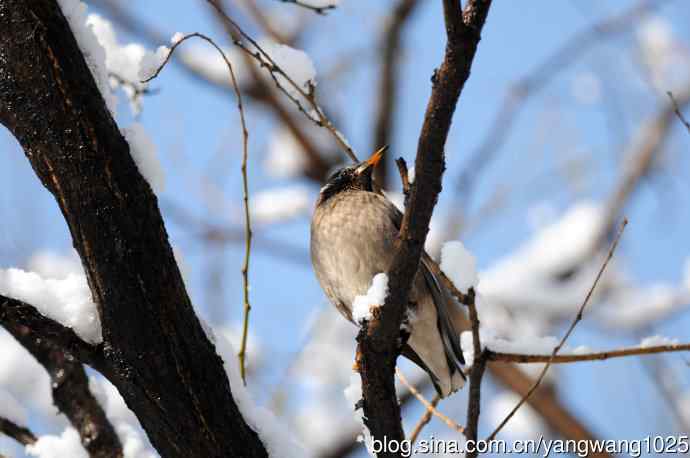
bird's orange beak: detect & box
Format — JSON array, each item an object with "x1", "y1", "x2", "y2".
[{"x1": 366, "y1": 145, "x2": 387, "y2": 168}]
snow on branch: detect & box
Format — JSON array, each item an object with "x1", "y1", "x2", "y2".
[
  {"x1": 206, "y1": 0, "x2": 359, "y2": 163},
  {"x1": 352, "y1": 273, "x2": 389, "y2": 323},
  {"x1": 0, "y1": 269, "x2": 101, "y2": 345}
]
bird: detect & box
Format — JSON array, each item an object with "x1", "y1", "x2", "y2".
[{"x1": 310, "y1": 146, "x2": 466, "y2": 397}]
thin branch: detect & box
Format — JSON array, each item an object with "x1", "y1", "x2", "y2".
[
  {"x1": 207, "y1": 0, "x2": 359, "y2": 162},
  {"x1": 101, "y1": 0, "x2": 332, "y2": 182},
  {"x1": 465, "y1": 288, "x2": 485, "y2": 457},
  {"x1": 667, "y1": 91, "x2": 690, "y2": 134},
  {"x1": 277, "y1": 0, "x2": 337, "y2": 15},
  {"x1": 396, "y1": 369, "x2": 465, "y2": 438},
  {"x1": 407, "y1": 393, "x2": 441, "y2": 445},
  {"x1": 3, "y1": 319, "x2": 123, "y2": 458},
  {"x1": 487, "y1": 343, "x2": 690, "y2": 364},
  {"x1": 598, "y1": 88, "x2": 690, "y2": 247},
  {"x1": 0, "y1": 417, "x2": 36, "y2": 446},
  {"x1": 0, "y1": 296, "x2": 101, "y2": 368},
  {"x1": 141, "y1": 32, "x2": 255, "y2": 384},
  {"x1": 486, "y1": 219, "x2": 627, "y2": 442},
  {"x1": 395, "y1": 157, "x2": 411, "y2": 201}
]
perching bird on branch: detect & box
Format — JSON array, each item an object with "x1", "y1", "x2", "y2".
[{"x1": 310, "y1": 146, "x2": 466, "y2": 397}]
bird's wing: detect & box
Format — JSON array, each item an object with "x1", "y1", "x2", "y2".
[
  {"x1": 420, "y1": 255, "x2": 466, "y2": 371},
  {"x1": 378, "y1": 194, "x2": 466, "y2": 376}
]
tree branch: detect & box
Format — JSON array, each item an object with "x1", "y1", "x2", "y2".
[
  {"x1": 667, "y1": 91, "x2": 690, "y2": 133},
  {"x1": 487, "y1": 343, "x2": 690, "y2": 364},
  {"x1": 3, "y1": 306, "x2": 123, "y2": 458},
  {"x1": 0, "y1": 296, "x2": 101, "y2": 368},
  {"x1": 486, "y1": 220, "x2": 626, "y2": 442},
  {"x1": 396, "y1": 369, "x2": 465, "y2": 438},
  {"x1": 0, "y1": 2, "x2": 266, "y2": 456},
  {"x1": 0, "y1": 417, "x2": 37, "y2": 447},
  {"x1": 356, "y1": 1, "x2": 492, "y2": 455}
]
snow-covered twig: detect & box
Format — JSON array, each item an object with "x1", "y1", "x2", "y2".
[
  {"x1": 487, "y1": 342, "x2": 690, "y2": 364},
  {"x1": 486, "y1": 219, "x2": 627, "y2": 442},
  {"x1": 206, "y1": 0, "x2": 359, "y2": 163}
]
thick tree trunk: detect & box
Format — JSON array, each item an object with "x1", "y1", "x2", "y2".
[{"x1": 0, "y1": 1, "x2": 267, "y2": 456}]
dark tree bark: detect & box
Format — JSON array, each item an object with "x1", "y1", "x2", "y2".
[
  {"x1": 2, "y1": 297, "x2": 123, "y2": 458},
  {"x1": 0, "y1": 1, "x2": 266, "y2": 457},
  {"x1": 0, "y1": 417, "x2": 37, "y2": 446},
  {"x1": 356, "y1": 1, "x2": 492, "y2": 456}
]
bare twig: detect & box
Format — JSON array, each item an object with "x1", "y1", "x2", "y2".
[
  {"x1": 207, "y1": 0, "x2": 359, "y2": 162},
  {"x1": 395, "y1": 157, "x2": 411, "y2": 199},
  {"x1": 277, "y1": 0, "x2": 337, "y2": 15},
  {"x1": 0, "y1": 417, "x2": 36, "y2": 446},
  {"x1": 667, "y1": 91, "x2": 690, "y2": 133},
  {"x1": 486, "y1": 219, "x2": 627, "y2": 441},
  {"x1": 141, "y1": 32, "x2": 254, "y2": 383},
  {"x1": 396, "y1": 369, "x2": 465, "y2": 437},
  {"x1": 598, "y1": 88, "x2": 690, "y2": 246},
  {"x1": 408, "y1": 393, "x2": 441, "y2": 445},
  {"x1": 488, "y1": 342, "x2": 690, "y2": 364}
]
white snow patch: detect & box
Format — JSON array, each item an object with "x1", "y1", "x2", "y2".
[
  {"x1": 170, "y1": 32, "x2": 185, "y2": 45},
  {"x1": 640, "y1": 335, "x2": 679, "y2": 348},
  {"x1": 86, "y1": 14, "x2": 147, "y2": 115},
  {"x1": 57, "y1": 0, "x2": 117, "y2": 114},
  {"x1": 26, "y1": 428, "x2": 87, "y2": 458},
  {"x1": 122, "y1": 123, "x2": 165, "y2": 193},
  {"x1": 0, "y1": 330, "x2": 57, "y2": 422},
  {"x1": 352, "y1": 273, "x2": 389, "y2": 323},
  {"x1": 461, "y1": 328, "x2": 588, "y2": 367},
  {"x1": 138, "y1": 46, "x2": 170, "y2": 82},
  {"x1": 0, "y1": 268, "x2": 101, "y2": 344},
  {"x1": 299, "y1": 0, "x2": 340, "y2": 7},
  {"x1": 251, "y1": 186, "x2": 311, "y2": 224},
  {"x1": 478, "y1": 202, "x2": 607, "y2": 315},
  {"x1": 210, "y1": 327, "x2": 309, "y2": 457},
  {"x1": 441, "y1": 241, "x2": 478, "y2": 294},
  {"x1": 88, "y1": 377, "x2": 158, "y2": 458},
  {"x1": 258, "y1": 41, "x2": 316, "y2": 99}
]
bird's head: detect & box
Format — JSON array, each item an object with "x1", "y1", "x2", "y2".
[{"x1": 317, "y1": 146, "x2": 386, "y2": 204}]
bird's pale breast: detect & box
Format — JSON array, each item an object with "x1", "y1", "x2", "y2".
[{"x1": 311, "y1": 191, "x2": 399, "y2": 319}]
